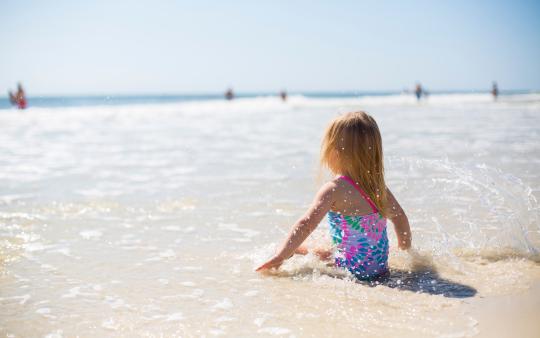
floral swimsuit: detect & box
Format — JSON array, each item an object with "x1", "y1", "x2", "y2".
[{"x1": 328, "y1": 176, "x2": 389, "y2": 279}]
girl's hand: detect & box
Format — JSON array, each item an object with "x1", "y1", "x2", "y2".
[
  {"x1": 255, "y1": 255, "x2": 284, "y2": 272},
  {"x1": 256, "y1": 182, "x2": 336, "y2": 273}
]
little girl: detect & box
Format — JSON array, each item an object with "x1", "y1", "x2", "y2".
[{"x1": 256, "y1": 111, "x2": 412, "y2": 279}]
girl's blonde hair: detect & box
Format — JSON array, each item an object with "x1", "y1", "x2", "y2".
[{"x1": 320, "y1": 111, "x2": 387, "y2": 216}]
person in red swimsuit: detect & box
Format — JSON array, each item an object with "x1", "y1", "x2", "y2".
[{"x1": 8, "y1": 83, "x2": 27, "y2": 109}]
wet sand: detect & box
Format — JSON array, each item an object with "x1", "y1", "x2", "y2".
[
  {"x1": 1, "y1": 93, "x2": 539, "y2": 336},
  {"x1": 471, "y1": 282, "x2": 540, "y2": 338}
]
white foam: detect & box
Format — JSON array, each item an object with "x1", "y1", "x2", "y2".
[
  {"x1": 40, "y1": 264, "x2": 57, "y2": 271},
  {"x1": 215, "y1": 316, "x2": 235, "y2": 323},
  {"x1": 243, "y1": 290, "x2": 259, "y2": 297},
  {"x1": 23, "y1": 242, "x2": 51, "y2": 252},
  {"x1": 164, "y1": 288, "x2": 205, "y2": 300},
  {"x1": 257, "y1": 327, "x2": 291, "y2": 335},
  {"x1": 162, "y1": 226, "x2": 181, "y2": 231},
  {"x1": 212, "y1": 298, "x2": 233, "y2": 311},
  {"x1": 159, "y1": 249, "x2": 176, "y2": 258},
  {"x1": 209, "y1": 329, "x2": 226, "y2": 336},
  {"x1": 101, "y1": 318, "x2": 119, "y2": 330},
  {"x1": 44, "y1": 330, "x2": 63, "y2": 338},
  {"x1": 1, "y1": 294, "x2": 32, "y2": 305},
  {"x1": 176, "y1": 266, "x2": 203, "y2": 271},
  {"x1": 218, "y1": 223, "x2": 259, "y2": 238},
  {"x1": 79, "y1": 230, "x2": 103, "y2": 239},
  {"x1": 165, "y1": 312, "x2": 184, "y2": 321},
  {"x1": 145, "y1": 249, "x2": 176, "y2": 262},
  {"x1": 104, "y1": 296, "x2": 126, "y2": 309},
  {"x1": 36, "y1": 307, "x2": 51, "y2": 314},
  {"x1": 254, "y1": 317, "x2": 266, "y2": 327},
  {"x1": 56, "y1": 247, "x2": 71, "y2": 256},
  {"x1": 61, "y1": 286, "x2": 97, "y2": 299}
]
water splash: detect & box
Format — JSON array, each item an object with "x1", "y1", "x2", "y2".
[{"x1": 387, "y1": 157, "x2": 540, "y2": 259}]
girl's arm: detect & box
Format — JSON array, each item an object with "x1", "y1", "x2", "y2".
[
  {"x1": 386, "y1": 188, "x2": 412, "y2": 250},
  {"x1": 255, "y1": 182, "x2": 337, "y2": 271}
]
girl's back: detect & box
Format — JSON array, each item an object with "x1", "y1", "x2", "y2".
[{"x1": 328, "y1": 175, "x2": 389, "y2": 279}]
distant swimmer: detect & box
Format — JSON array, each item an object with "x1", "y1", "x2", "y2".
[
  {"x1": 8, "y1": 83, "x2": 27, "y2": 109},
  {"x1": 491, "y1": 82, "x2": 499, "y2": 100},
  {"x1": 280, "y1": 90, "x2": 287, "y2": 102},
  {"x1": 414, "y1": 83, "x2": 423, "y2": 100},
  {"x1": 225, "y1": 88, "x2": 234, "y2": 100}
]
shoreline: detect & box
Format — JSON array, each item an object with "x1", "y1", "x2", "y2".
[{"x1": 469, "y1": 281, "x2": 540, "y2": 338}]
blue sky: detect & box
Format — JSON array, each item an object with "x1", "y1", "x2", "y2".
[{"x1": 1, "y1": 0, "x2": 539, "y2": 95}]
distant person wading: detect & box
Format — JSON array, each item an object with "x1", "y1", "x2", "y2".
[
  {"x1": 8, "y1": 83, "x2": 27, "y2": 109},
  {"x1": 414, "y1": 83, "x2": 424, "y2": 101},
  {"x1": 280, "y1": 90, "x2": 287, "y2": 102},
  {"x1": 491, "y1": 82, "x2": 499, "y2": 100},
  {"x1": 225, "y1": 88, "x2": 234, "y2": 100}
]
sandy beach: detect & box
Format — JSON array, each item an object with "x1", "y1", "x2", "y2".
[{"x1": 0, "y1": 93, "x2": 539, "y2": 337}]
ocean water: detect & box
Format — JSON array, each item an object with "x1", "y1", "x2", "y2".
[{"x1": 1, "y1": 92, "x2": 539, "y2": 337}]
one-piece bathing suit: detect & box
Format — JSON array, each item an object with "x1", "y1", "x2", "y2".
[{"x1": 328, "y1": 175, "x2": 389, "y2": 280}]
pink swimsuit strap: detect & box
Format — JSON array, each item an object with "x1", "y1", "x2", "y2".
[{"x1": 338, "y1": 175, "x2": 378, "y2": 213}]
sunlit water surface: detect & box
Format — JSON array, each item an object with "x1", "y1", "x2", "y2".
[{"x1": 1, "y1": 94, "x2": 540, "y2": 337}]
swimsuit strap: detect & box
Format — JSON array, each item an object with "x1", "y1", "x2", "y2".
[{"x1": 339, "y1": 175, "x2": 378, "y2": 213}]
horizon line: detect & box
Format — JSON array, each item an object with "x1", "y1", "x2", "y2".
[{"x1": 3, "y1": 88, "x2": 538, "y2": 98}]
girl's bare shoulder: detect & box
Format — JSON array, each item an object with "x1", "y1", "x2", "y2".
[{"x1": 322, "y1": 177, "x2": 348, "y2": 197}]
